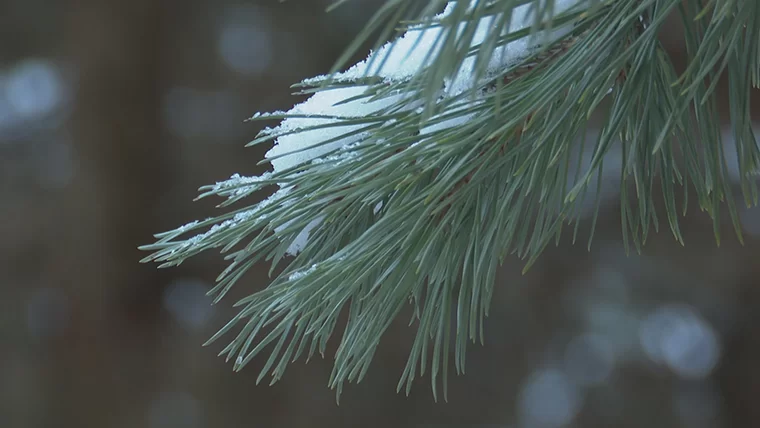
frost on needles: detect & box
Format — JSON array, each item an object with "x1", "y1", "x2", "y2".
[
  {"x1": 139, "y1": 0, "x2": 592, "y2": 399},
  {"x1": 214, "y1": 0, "x2": 580, "y2": 256},
  {"x1": 265, "y1": 0, "x2": 579, "y2": 175},
  {"x1": 139, "y1": 0, "x2": 757, "y2": 401}
]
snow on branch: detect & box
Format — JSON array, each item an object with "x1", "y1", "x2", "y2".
[
  {"x1": 263, "y1": 0, "x2": 582, "y2": 173},
  {"x1": 174, "y1": 0, "x2": 583, "y2": 257}
]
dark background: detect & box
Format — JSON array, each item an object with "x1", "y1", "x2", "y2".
[{"x1": 1, "y1": 1, "x2": 759, "y2": 427}]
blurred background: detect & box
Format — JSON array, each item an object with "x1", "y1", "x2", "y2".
[{"x1": 1, "y1": 1, "x2": 759, "y2": 427}]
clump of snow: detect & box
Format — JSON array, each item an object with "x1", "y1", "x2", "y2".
[
  {"x1": 180, "y1": 209, "x2": 258, "y2": 249},
  {"x1": 222, "y1": 0, "x2": 583, "y2": 257},
  {"x1": 288, "y1": 264, "x2": 318, "y2": 281},
  {"x1": 277, "y1": 216, "x2": 324, "y2": 256},
  {"x1": 212, "y1": 172, "x2": 272, "y2": 197},
  {"x1": 310, "y1": 141, "x2": 361, "y2": 166},
  {"x1": 264, "y1": 86, "x2": 406, "y2": 172},
  {"x1": 175, "y1": 186, "x2": 292, "y2": 253},
  {"x1": 263, "y1": 0, "x2": 581, "y2": 173},
  {"x1": 419, "y1": 104, "x2": 480, "y2": 135},
  {"x1": 176, "y1": 220, "x2": 200, "y2": 233},
  {"x1": 442, "y1": 1, "x2": 579, "y2": 96},
  {"x1": 213, "y1": 172, "x2": 271, "y2": 190}
]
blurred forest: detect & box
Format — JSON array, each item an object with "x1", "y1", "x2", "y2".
[{"x1": 1, "y1": 1, "x2": 760, "y2": 427}]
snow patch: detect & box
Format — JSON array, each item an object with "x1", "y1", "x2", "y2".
[
  {"x1": 212, "y1": 172, "x2": 272, "y2": 197},
  {"x1": 228, "y1": 0, "x2": 583, "y2": 256},
  {"x1": 288, "y1": 264, "x2": 318, "y2": 281},
  {"x1": 262, "y1": 0, "x2": 581, "y2": 172}
]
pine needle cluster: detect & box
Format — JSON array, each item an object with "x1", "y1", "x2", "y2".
[{"x1": 141, "y1": 0, "x2": 760, "y2": 400}]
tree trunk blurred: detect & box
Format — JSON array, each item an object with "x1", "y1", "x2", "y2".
[{"x1": 51, "y1": 1, "x2": 172, "y2": 426}]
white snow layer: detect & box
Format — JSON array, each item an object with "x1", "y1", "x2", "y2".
[
  {"x1": 204, "y1": 0, "x2": 581, "y2": 257},
  {"x1": 275, "y1": 215, "x2": 325, "y2": 255},
  {"x1": 264, "y1": 0, "x2": 580, "y2": 172}
]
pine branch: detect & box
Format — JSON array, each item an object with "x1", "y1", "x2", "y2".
[{"x1": 140, "y1": 0, "x2": 760, "y2": 401}]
